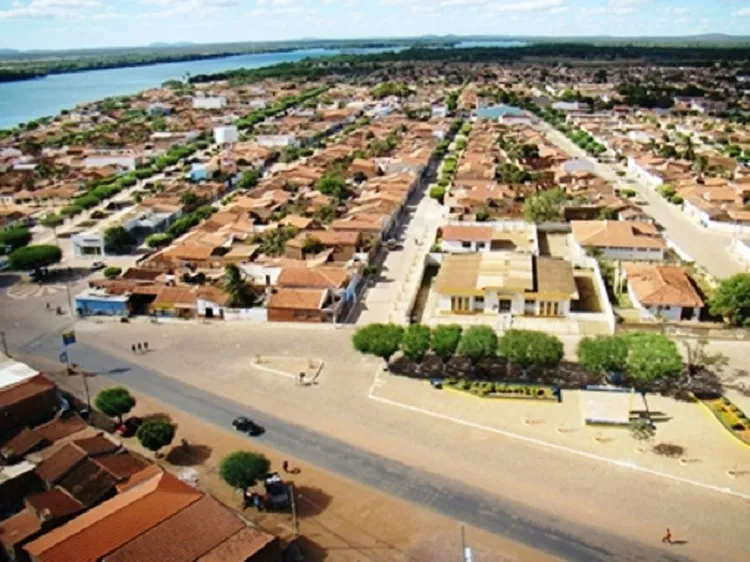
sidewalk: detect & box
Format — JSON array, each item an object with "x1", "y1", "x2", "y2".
[{"x1": 372, "y1": 374, "x2": 750, "y2": 496}]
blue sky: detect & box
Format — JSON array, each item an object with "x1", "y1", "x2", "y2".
[{"x1": 0, "y1": 0, "x2": 749, "y2": 50}]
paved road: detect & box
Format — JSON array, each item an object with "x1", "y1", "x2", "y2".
[
  {"x1": 541, "y1": 125, "x2": 744, "y2": 279},
  {"x1": 19, "y1": 336, "x2": 685, "y2": 562}
]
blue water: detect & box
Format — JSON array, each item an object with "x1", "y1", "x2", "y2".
[
  {"x1": 455, "y1": 41, "x2": 527, "y2": 48},
  {"x1": 0, "y1": 47, "x2": 395, "y2": 129}
]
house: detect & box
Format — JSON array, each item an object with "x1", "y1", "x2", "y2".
[
  {"x1": 256, "y1": 135, "x2": 297, "y2": 148},
  {"x1": 439, "y1": 224, "x2": 535, "y2": 254},
  {"x1": 0, "y1": 375, "x2": 60, "y2": 436},
  {"x1": 570, "y1": 220, "x2": 665, "y2": 262},
  {"x1": 623, "y1": 263, "x2": 704, "y2": 321},
  {"x1": 71, "y1": 232, "x2": 106, "y2": 258},
  {"x1": 285, "y1": 230, "x2": 361, "y2": 262},
  {"x1": 192, "y1": 96, "x2": 226, "y2": 110},
  {"x1": 23, "y1": 470, "x2": 280, "y2": 562},
  {"x1": 266, "y1": 287, "x2": 341, "y2": 323},
  {"x1": 75, "y1": 288, "x2": 130, "y2": 317},
  {"x1": 433, "y1": 253, "x2": 578, "y2": 317}
]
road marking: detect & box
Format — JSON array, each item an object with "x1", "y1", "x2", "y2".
[
  {"x1": 7, "y1": 283, "x2": 66, "y2": 300},
  {"x1": 367, "y1": 368, "x2": 750, "y2": 501},
  {"x1": 251, "y1": 362, "x2": 296, "y2": 380}
]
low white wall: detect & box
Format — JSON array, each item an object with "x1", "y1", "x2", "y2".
[
  {"x1": 574, "y1": 255, "x2": 616, "y2": 334},
  {"x1": 223, "y1": 308, "x2": 267, "y2": 322}
]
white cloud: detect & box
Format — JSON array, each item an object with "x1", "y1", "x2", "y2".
[
  {"x1": 735, "y1": 8, "x2": 750, "y2": 17},
  {"x1": 0, "y1": 0, "x2": 102, "y2": 20},
  {"x1": 606, "y1": 0, "x2": 651, "y2": 15},
  {"x1": 136, "y1": 0, "x2": 238, "y2": 19}
]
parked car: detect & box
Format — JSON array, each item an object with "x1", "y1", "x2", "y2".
[
  {"x1": 264, "y1": 472, "x2": 291, "y2": 510},
  {"x1": 232, "y1": 416, "x2": 264, "y2": 436},
  {"x1": 115, "y1": 416, "x2": 142, "y2": 437},
  {"x1": 90, "y1": 261, "x2": 106, "y2": 271}
]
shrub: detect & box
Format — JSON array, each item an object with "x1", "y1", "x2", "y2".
[
  {"x1": 459, "y1": 379, "x2": 470, "y2": 390},
  {"x1": 670, "y1": 194, "x2": 684, "y2": 205},
  {"x1": 103, "y1": 266, "x2": 122, "y2": 279}
]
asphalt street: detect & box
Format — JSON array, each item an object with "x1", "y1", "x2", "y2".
[{"x1": 11, "y1": 329, "x2": 687, "y2": 562}]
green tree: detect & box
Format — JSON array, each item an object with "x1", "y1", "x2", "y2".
[
  {"x1": 577, "y1": 335, "x2": 628, "y2": 375},
  {"x1": 136, "y1": 420, "x2": 176, "y2": 455},
  {"x1": 457, "y1": 325, "x2": 498, "y2": 372},
  {"x1": 145, "y1": 233, "x2": 173, "y2": 248},
  {"x1": 498, "y1": 329, "x2": 564, "y2": 375},
  {"x1": 239, "y1": 168, "x2": 261, "y2": 189},
  {"x1": 104, "y1": 226, "x2": 135, "y2": 254},
  {"x1": 8, "y1": 245, "x2": 62, "y2": 271},
  {"x1": 94, "y1": 387, "x2": 135, "y2": 424},
  {"x1": 302, "y1": 236, "x2": 324, "y2": 255},
  {"x1": 624, "y1": 332, "x2": 683, "y2": 387},
  {"x1": 103, "y1": 266, "x2": 122, "y2": 279},
  {"x1": 475, "y1": 207, "x2": 490, "y2": 222},
  {"x1": 315, "y1": 174, "x2": 349, "y2": 200},
  {"x1": 40, "y1": 214, "x2": 64, "y2": 229},
  {"x1": 709, "y1": 273, "x2": 750, "y2": 327},
  {"x1": 223, "y1": 264, "x2": 256, "y2": 308},
  {"x1": 630, "y1": 419, "x2": 655, "y2": 444},
  {"x1": 431, "y1": 325, "x2": 463, "y2": 374},
  {"x1": 180, "y1": 191, "x2": 201, "y2": 213},
  {"x1": 429, "y1": 185, "x2": 446, "y2": 204},
  {"x1": 220, "y1": 451, "x2": 271, "y2": 491},
  {"x1": 401, "y1": 324, "x2": 432, "y2": 372},
  {"x1": 352, "y1": 323, "x2": 404, "y2": 370},
  {"x1": 0, "y1": 227, "x2": 31, "y2": 253},
  {"x1": 523, "y1": 188, "x2": 566, "y2": 224}
]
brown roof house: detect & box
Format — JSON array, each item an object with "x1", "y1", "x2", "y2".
[
  {"x1": 570, "y1": 220, "x2": 665, "y2": 262},
  {"x1": 266, "y1": 287, "x2": 342, "y2": 323},
  {"x1": 623, "y1": 264, "x2": 704, "y2": 322}
]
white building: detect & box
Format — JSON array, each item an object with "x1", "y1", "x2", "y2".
[
  {"x1": 623, "y1": 263, "x2": 704, "y2": 322},
  {"x1": 570, "y1": 220, "x2": 665, "y2": 262},
  {"x1": 255, "y1": 135, "x2": 297, "y2": 148},
  {"x1": 214, "y1": 125, "x2": 239, "y2": 145},
  {"x1": 193, "y1": 96, "x2": 227, "y2": 110},
  {"x1": 626, "y1": 156, "x2": 664, "y2": 190},
  {"x1": 433, "y1": 252, "x2": 578, "y2": 318},
  {"x1": 71, "y1": 232, "x2": 106, "y2": 257},
  {"x1": 83, "y1": 154, "x2": 138, "y2": 171}
]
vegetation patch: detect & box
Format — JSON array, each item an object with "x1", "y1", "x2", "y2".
[
  {"x1": 443, "y1": 377, "x2": 558, "y2": 401},
  {"x1": 701, "y1": 395, "x2": 750, "y2": 445}
]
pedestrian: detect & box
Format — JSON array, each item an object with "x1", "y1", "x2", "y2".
[
  {"x1": 662, "y1": 528, "x2": 672, "y2": 544},
  {"x1": 282, "y1": 460, "x2": 289, "y2": 473},
  {"x1": 46, "y1": 302, "x2": 51, "y2": 311},
  {"x1": 136, "y1": 342, "x2": 142, "y2": 353},
  {"x1": 131, "y1": 344, "x2": 136, "y2": 353},
  {"x1": 299, "y1": 373, "x2": 306, "y2": 386},
  {"x1": 143, "y1": 341, "x2": 149, "y2": 352}
]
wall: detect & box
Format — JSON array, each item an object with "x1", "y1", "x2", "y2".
[
  {"x1": 571, "y1": 254, "x2": 616, "y2": 334},
  {"x1": 267, "y1": 308, "x2": 328, "y2": 323},
  {"x1": 76, "y1": 298, "x2": 128, "y2": 317},
  {"x1": 223, "y1": 307, "x2": 267, "y2": 322}
]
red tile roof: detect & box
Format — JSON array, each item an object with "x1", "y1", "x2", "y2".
[
  {"x1": 0, "y1": 374, "x2": 56, "y2": 409},
  {"x1": 24, "y1": 471, "x2": 202, "y2": 562},
  {"x1": 103, "y1": 496, "x2": 245, "y2": 562},
  {"x1": 196, "y1": 527, "x2": 279, "y2": 562},
  {"x1": 34, "y1": 415, "x2": 88, "y2": 443},
  {"x1": 26, "y1": 488, "x2": 85, "y2": 521},
  {"x1": 0, "y1": 509, "x2": 42, "y2": 550},
  {"x1": 35, "y1": 443, "x2": 87, "y2": 485}
]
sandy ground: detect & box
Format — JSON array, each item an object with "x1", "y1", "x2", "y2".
[{"x1": 47, "y1": 369, "x2": 556, "y2": 562}]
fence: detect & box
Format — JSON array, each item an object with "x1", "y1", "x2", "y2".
[
  {"x1": 572, "y1": 254, "x2": 616, "y2": 335},
  {"x1": 223, "y1": 308, "x2": 267, "y2": 322},
  {"x1": 617, "y1": 322, "x2": 749, "y2": 341}
]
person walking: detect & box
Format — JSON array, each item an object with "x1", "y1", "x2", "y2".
[
  {"x1": 662, "y1": 528, "x2": 672, "y2": 544},
  {"x1": 143, "y1": 342, "x2": 149, "y2": 352},
  {"x1": 136, "y1": 342, "x2": 142, "y2": 353},
  {"x1": 282, "y1": 460, "x2": 289, "y2": 473},
  {"x1": 131, "y1": 344, "x2": 136, "y2": 353}
]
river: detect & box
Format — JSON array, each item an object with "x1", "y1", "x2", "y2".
[
  {"x1": 0, "y1": 47, "x2": 391, "y2": 130},
  {"x1": 0, "y1": 41, "x2": 525, "y2": 129}
]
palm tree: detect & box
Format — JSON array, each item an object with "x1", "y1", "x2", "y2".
[{"x1": 223, "y1": 264, "x2": 255, "y2": 308}]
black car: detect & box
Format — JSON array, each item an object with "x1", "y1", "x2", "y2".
[{"x1": 232, "y1": 416, "x2": 264, "y2": 436}]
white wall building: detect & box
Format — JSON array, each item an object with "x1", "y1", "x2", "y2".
[
  {"x1": 255, "y1": 134, "x2": 298, "y2": 148},
  {"x1": 214, "y1": 125, "x2": 239, "y2": 145},
  {"x1": 193, "y1": 96, "x2": 227, "y2": 110}
]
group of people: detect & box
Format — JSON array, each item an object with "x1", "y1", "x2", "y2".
[{"x1": 130, "y1": 342, "x2": 150, "y2": 353}]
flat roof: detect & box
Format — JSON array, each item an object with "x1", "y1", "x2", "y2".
[{"x1": 0, "y1": 354, "x2": 38, "y2": 390}]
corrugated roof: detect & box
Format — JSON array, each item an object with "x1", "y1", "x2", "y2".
[
  {"x1": 95, "y1": 452, "x2": 148, "y2": 482},
  {"x1": 1, "y1": 427, "x2": 45, "y2": 459},
  {"x1": 571, "y1": 220, "x2": 665, "y2": 250},
  {"x1": 73, "y1": 434, "x2": 119, "y2": 457},
  {"x1": 0, "y1": 509, "x2": 42, "y2": 550},
  {"x1": 476, "y1": 253, "x2": 533, "y2": 292},
  {"x1": 24, "y1": 471, "x2": 202, "y2": 562},
  {"x1": 58, "y1": 458, "x2": 117, "y2": 507},
  {"x1": 103, "y1": 496, "x2": 245, "y2": 562},
  {"x1": 441, "y1": 225, "x2": 493, "y2": 243},
  {"x1": 34, "y1": 415, "x2": 88, "y2": 443},
  {"x1": 433, "y1": 254, "x2": 482, "y2": 294}
]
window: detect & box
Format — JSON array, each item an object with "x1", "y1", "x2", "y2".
[
  {"x1": 462, "y1": 241, "x2": 471, "y2": 248},
  {"x1": 498, "y1": 299, "x2": 511, "y2": 312},
  {"x1": 475, "y1": 296, "x2": 484, "y2": 307},
  {"x1": 477, "y1": 242, "x2": 485, "y2": 250}
]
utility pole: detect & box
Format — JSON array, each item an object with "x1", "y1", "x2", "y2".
[
  {"x1": 460, "y1": 525, "x2": 473, "y2": 562},
  {"x1": 290, "y1": 484, "x2": 299, "y2": 536}
]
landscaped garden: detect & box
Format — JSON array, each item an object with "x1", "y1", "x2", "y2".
[
  {"x1": 352, "y1": 324, "x2": 727, "y2": 404},
  {"x1": 700, "y1": 395, "x2": 750, "y2": 445}
]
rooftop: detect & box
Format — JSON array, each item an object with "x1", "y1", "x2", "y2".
[{"x1": 624, "y1": 263, "x2": 704, "y2": 308}]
